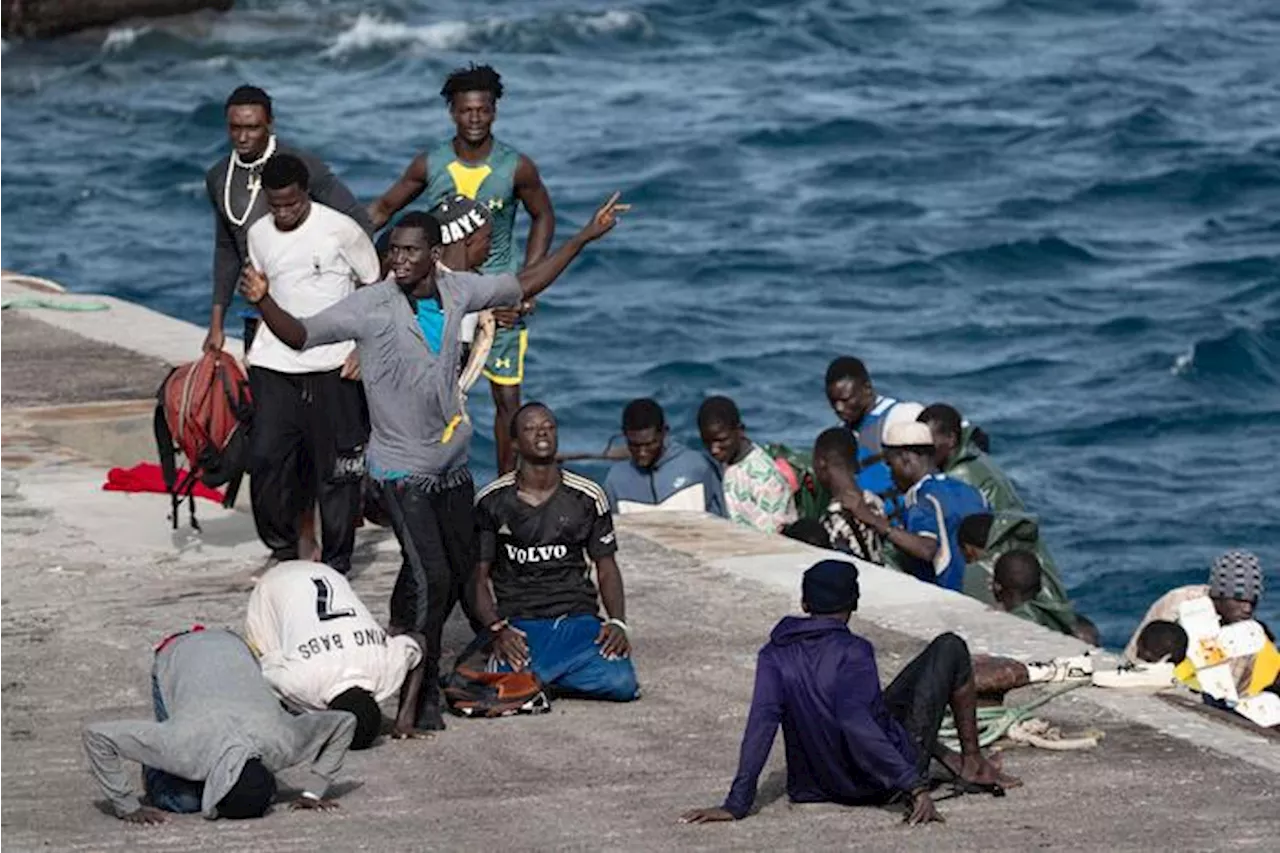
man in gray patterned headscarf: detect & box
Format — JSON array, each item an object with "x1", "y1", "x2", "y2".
[
  {"x1": 1124, "y1": 549, "x2": 1266, "y2": 662},
  {"x1": 1207, "y1": 549, "x2": 1265, "y2": 625}
]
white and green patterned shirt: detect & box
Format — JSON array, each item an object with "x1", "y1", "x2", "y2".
[{"x1": 723, "y1": 444, "x2": 797, "y2": 533}]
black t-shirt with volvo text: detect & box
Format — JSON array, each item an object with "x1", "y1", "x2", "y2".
[{"x1": 476, "y1": 471, "x2": 617, "y2": 620}]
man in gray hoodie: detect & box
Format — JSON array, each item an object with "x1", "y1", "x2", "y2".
[
  {"x1": 604, "y1": 398, "x2": 727, "y2": 516},
  {"x1": 82, "y1": 628, "x2": 356, "y2": 824}
]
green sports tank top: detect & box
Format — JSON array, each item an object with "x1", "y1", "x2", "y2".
[{"x1": 424, "y1": 137, "x2": 521, "y2": 274}]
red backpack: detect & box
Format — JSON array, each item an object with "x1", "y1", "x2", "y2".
[{"x1": 153, "y1": 351, "x2": 254, "y2": 530}]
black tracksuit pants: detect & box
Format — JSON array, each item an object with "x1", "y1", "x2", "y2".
[
  {"x1": 882, "y1": 632, "x2": 974, "y2": 773},
  {"x1": 380, "y1": 475, "x2": 485, "y2": 723},
  {"x1": 381, "y1": 476, "x2": 483, "y2": 653},
  {"x1": 248, "y1": 366, "x2": 365, "y2": 574}
]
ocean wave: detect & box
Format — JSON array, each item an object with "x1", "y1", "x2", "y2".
[
  {"x1": 934, "y1": 236, "x2": 1099, "y2": 275},
  {"x1": 1074, "y1": 161, "x2": 1280, "y2": 208},
  {"x1": 322, "y1": 13, "x2": 475, "y2": 56},
  {"x1": 1171, "y1": 320, "x2": 1280, "y2": 385},
  {"x1": 1092, "y1": 315, "x2": 1154, "y2": 337},
  {"x1": 981, "y1": 0, "x2": 1142, "y2": 18},
  {"x1": 322, "y1": 8, "x2": 653, "y2": 58},
  {"x1": 738, "y1": 117, "x2": 888, "y2": 149},
  {"x1": 1164, "y1": 255, "x2": 1278, "y2": 284},
  {"x1": 1102, "y1": 103, "x2": 1183, "y2": 150},
  {"x1": 102, "y1": 26, "x2": 152, "y2": 53}
]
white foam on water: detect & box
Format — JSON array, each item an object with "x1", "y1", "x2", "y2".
[
  {"x1": 192, "y1": 56, "x2": 232, "y2": 71},
  {"x1": 322, "y1": 8, "x2": 652, "y2": 59},
  {"x1": 102, "y1": 26, "x2": 149, "y2": 54},
  {"x1": 322, "y1": 13, "x2": 478, "y2": 58},
  {"x1": 1171, "y1": 347, "x2": 1194, "y2": 375},
  {"x1": 570, "y1": 9, "x2": 653, "y2": 37}
]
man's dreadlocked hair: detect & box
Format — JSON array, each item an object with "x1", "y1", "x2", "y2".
[{"x1": 440, "y1": 63, "x2": 504, "y2": 104}]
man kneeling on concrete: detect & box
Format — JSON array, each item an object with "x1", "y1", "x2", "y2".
[
  {"x1": 681, "y1": 560, "x2": 1017, "y2": 826},
  {"x1": 82, "y1": 628, "x2": 356, "y2": 824},
  {"x1": 473, "y1": 403, "x2": 639, "y2": 701},
  {"x1": 246, "y1": 560, "x2": 429, "y2": 742}
]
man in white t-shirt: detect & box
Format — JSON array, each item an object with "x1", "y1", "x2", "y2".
[
  {"x1": 245, "y1": 153, "x2": 381, "y2": 574},
  {"x1": 245, "y1": 560, "x2": 429, "y2": 744}
]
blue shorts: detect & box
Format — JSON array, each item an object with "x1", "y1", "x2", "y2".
[{"x1": 495, "y1": 614, "x2": 639, "y2": 702}]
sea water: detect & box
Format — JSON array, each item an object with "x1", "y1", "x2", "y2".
[{"x1": 3, "y1": 0, "x2": 1278, "y2": 646}]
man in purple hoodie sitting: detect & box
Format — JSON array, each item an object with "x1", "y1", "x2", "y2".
[{"x1": 681, "y1": 560, "x2": 1019, "y2": 826}]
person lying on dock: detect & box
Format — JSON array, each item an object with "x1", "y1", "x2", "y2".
[
  {"x1": 603, "y1": 397, "x2": 727, "y2": 516},
  {"x1": 811, "y1": 426, "x2": 886, "y2": 563},
  {"x1": 240, "y1": 194, "x2": 629, "y2": 731},
  {"x1": 680, "y1": 560, "x2": 1018, "y2": 826},
  {"x1": 1124, "y1": 549, "x2": 1265, "y2": 662},
  {"x1": 839, "y1": 422, "x2": 986, "y2": 591},
  {"x1": 473, "y1": 403, "x2": 639, "y2": 701},
  {"x1": 82, "y1": 628, "x2": 355, "y2": 824},
  {"x1": 697, "y1": 395, "x2": 796, "y2": 533},
  {"x1": 245, "y1": 560, "x2": 429, "y2": 743}
]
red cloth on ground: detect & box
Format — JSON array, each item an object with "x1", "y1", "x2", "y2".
[{"x1": 103, "y1": 462, "x2": 226, "y2": 504}]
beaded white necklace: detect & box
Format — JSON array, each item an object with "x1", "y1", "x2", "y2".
[{"x1": 223, "y1": 135, "x2": 278, "y2": 227}]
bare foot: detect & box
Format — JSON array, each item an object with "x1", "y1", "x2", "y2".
[
  {"x1": 959, "y1": 753, "x2": 1022, "y2": 790},
  {"x1": 299, "y1": 537, "x2": 321, "y2": 563}
]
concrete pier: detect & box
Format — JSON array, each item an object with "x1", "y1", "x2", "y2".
[{"x1": 2, "y1": 278, "x2": 1277, "y2": 850}]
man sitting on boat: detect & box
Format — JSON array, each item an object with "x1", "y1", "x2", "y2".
[{"x1": 989, "y1": 550, "x2": 1082, "y2": 637}]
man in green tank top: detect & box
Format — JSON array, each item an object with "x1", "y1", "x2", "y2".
[{"x1": 368, "y1": 64, "x2": 555, "y2": 474}]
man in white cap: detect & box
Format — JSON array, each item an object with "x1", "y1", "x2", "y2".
[{"x1": 843, "y1": 421, "x2": 987, "y2": 591}]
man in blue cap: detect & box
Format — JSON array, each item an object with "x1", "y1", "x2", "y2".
[{"x1": 680, "y1": 560, "x2": 1018, "y2": 826}]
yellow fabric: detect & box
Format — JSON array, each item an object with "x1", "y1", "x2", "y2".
[
  {"x1": 440, "y1": 413, "x2": 464, "y2": 444},
  {"x1": 483, "y1": 327, "x2": 528, "y2": 385},
  {"x1": 1246, "y1": 641, "x2": 1280, "y2": 697},
  {"x1": 1174, "y1": 659, "x2": 1201, "y2": 691},
  {"x1": 446, "y1": 162, "x2": 492, "y2": 200}
]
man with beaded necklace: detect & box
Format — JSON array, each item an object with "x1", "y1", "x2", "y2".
[
  {"x1": 202, "y1": 85, "x2": 373, "y2": 563},
  {"x1": 202, "y1": 85, "x2": 373, "y2": 355}
]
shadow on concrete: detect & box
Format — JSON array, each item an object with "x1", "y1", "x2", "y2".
[
  {"x1": 348, "y1": 528, "x2": 397, "y2": 581},
  {"x1": 168, "y1": 514, "x2": 259, "y2": 551}
]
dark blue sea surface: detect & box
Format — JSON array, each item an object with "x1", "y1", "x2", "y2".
[{"x1": 4, "y1": 0, "x2": 1278, "y2": 646}]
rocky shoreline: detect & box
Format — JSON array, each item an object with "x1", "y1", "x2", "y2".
[{"x1": 2, "y1": 0, "x2": 232, "y2": 40}]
